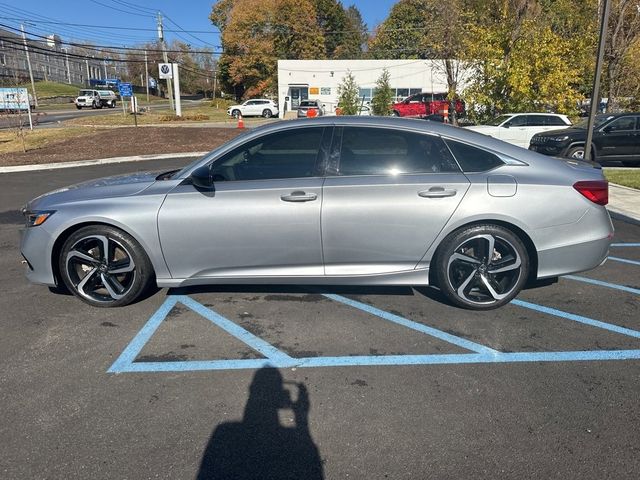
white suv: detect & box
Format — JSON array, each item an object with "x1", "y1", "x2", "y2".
[
  {"x1": 464, "y1": 113, "x2": 572, "y2": 148},
  {"x1": 227, "y1": 99, "x2": 279, "y2": 118}
]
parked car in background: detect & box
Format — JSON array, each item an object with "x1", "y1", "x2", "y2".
[
  {"x1": 529, "y1": 113, "x2": 640, "y2": 166},
  {"x1": 227, "y1": 99, "x2": 278, "y2": 118},
  {"x1": 391, "y1": 92, "x2": 464, "y2": 119},
  {"x1": 75, "y1": 89, "x2": 117, "y2": 109},
  {"x1": 465, "y1": 113, "x2": 572, "y2": 149},
  {"x1": 21, "y1": 117, "x2": 612, "y2": 311},
  {"x1": 357, "y1": 105, "x2": 372, "y2": 116},
  {"x1": 297, "y1": 100, "x2": 324, "y2": 118}
]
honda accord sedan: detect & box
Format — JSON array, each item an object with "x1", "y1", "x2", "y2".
[{"x1": 21, "y1": 117, "x2": 613, "y2": 310}]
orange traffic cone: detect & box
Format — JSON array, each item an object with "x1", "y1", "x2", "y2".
[{"x1": 237, "y1": 113, "x2": 244, "y2": 129}]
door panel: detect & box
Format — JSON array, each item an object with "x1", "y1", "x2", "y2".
[
  {"x1": 322, "y1": 174, "x2": 470, "y2": 275},
  {"x1": 321, "y1": 126, "x2": 470, "y2": 276},
  {"x1": 158, "y1": 179, "x2": 324, "y2": 279}
]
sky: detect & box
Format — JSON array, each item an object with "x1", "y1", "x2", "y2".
[{"x1": 1, "y1": 0, "x2": 398, "y2": 52}]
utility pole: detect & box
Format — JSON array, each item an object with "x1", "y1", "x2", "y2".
[
  {"x1": 213, "y1": 69, "x2": 217, "y2": 105},
  {"x1": 585, "y1": 0, "x2": 611, "y2": 162},
  {"x1": 85, "y1": 59, "x2": 90, "y2": 86},
  {"x1": 144, "y1": 49, "x2": 150, "y2": 103},
  {"x1": 20, "y1": 24, "x2": 38, "y2": 107},
  {"x1": 157, "y1": 12, "x2": 174, "y2": 111},
  {"x1": 103, "y1": 59, "x2": 108, "y2": 80}
]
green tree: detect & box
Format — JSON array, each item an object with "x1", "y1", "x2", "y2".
[
  {"x1": 368, "y1": 0, "x2": 428, "y2": 59},
  {"x1": 335, "y1": 4, "x2": 368, "y2": 59},
  {"x1": 336, "y1": 70, "x2": 360, "y2": 114},
  {"x1": 371, "y1": 68, "x2": 393, "y2": 116}
]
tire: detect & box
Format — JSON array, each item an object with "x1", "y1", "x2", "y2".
[
  {"x1": 76, "y1": 105, "x2": 82, "y2": 110},
  {"x1": 262, "y1": 109, "x2": 273, "y2": 118},
  {"x1": 91, "y1": 101, "x2": 97, "y2": 109},
  {"x1": 391, "y1": 110, "x2": 400, "y2": 117},
  {"x1": 109, "y1": 100, "x2": 116, "y2": 108},
  {"x1": 58, "y1": 225, "x2": 155, "y2": 308},
  {"x1": 231, "y1": 109, "x2": 241, "y2": 118},
  {"x1": 434, "y1": 224, "x2": 529, "y2": 310},
  {"x1": 566, "y1": 146, "x2": 585, "y2": 160}
]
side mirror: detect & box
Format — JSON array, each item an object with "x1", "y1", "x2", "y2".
[{"x1": 189, "y1": 164, "x2": 214, "y2": 189}]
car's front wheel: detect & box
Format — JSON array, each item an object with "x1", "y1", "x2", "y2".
[
  {"x1": 231, "y1": 109, "x2": 241, "y2": 118},
  {"x1": 434, "y1": 224, "x2": 529, "y2": 310},
  {"x1": 58, "y1": 225, "x2": 155, "y2": 307},
  {"x1": 566, "y1": 146, "x2": 585, "y2": 160}
]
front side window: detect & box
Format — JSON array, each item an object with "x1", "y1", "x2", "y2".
[
  {"x1": 506, "y1": 115, "x2": 527, "y2": 127},
  {"x1": 445, "y1": 140, "x2": 504, "y2": 173},
  {"x1": 606, "y1": 117, "x2": 636, "y2": 132},
  {"x1": 336, "y1": 127, "x2": 460, "y2": 176},
  {"x1": 210, "y1": 128, "x2": 325, "y2": 181}
]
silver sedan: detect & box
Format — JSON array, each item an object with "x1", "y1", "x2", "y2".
[{"x1": 21, "y1": 117, "x2": 613, "y2": 310}]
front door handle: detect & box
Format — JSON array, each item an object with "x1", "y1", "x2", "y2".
[
  {"x1": 280, "y1": 191, "x2": 318, "y2": 202},
  {"x1": 418, "y1": 187, "x2": 457, "y2": 198}
]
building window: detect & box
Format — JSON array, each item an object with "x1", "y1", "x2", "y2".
[
  {"x1": 320, "y1": 87, "x2": 331, "y2": 95},
  {"x1": 0, "y1": 54, "x2": 5, "y2": 66},
  {"x1": 358, "y1": 88, "x2": 372, "y2": 102}
]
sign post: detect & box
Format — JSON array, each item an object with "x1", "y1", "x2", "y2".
[
  {"x1": 118, "y1": 82, "x2": 136, "y2": 126},
  {"x1": 172, "y1": 64, "x2": 181, "y2": 117}
]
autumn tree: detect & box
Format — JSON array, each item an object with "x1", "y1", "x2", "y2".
[
  {"x1": 211, "y1": 0, "x2": 325, "y2": 98},
  {"x1": 336, "y1": 70, "x2": 360, "y2": 114},
  {"x1": 371, "y1": 68, "x2": 393, "y2": 116}
]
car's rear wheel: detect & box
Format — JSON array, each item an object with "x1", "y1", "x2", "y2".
[
  {"x1": 434, "y1": 224, "x2": 529, "y2": 310},
  {"x1": 59, "y1": 225, "x2": 155, "y2": 307},
  {"x1": 391, "y1": 110, "x2": 400, "y2": 117},
  {"x1": 262, "y1": 109, "x2": 273, "y2": 118}
]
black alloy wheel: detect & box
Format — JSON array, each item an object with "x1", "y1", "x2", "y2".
[
  {"x1": 59, "y1": 225, "x2": 154, "y2": 307},
  {"x1": 435, "y1": 225, "x2": 529, "y2": 310}
]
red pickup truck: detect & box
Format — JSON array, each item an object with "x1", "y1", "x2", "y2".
[{"x1": 391, "y1": 92, "x2": 464, "y2": 118}]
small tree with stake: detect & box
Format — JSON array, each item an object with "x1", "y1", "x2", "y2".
[
  {"x1": 371, "y1": 68, "x2": 393, "y2": 116},
  {"x1": 336, "y1": 70, "x2": 360, "y2": 115}
]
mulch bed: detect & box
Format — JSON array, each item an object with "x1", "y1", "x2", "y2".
[{"x1": 0, "y1": 127, "x2": 243, "y2": 167}]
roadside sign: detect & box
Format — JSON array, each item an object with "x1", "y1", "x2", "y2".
[
  {"x1": 159, "y1": 63, "x2": 173, "y2": 79},
  {"x1": 118, "y1": 82, "x2": 133, "y2": 97}
]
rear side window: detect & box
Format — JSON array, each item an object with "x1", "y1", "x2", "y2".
[
  {"x1": 445, "y1": 140, "x2": 504, "y2": 173},
  {"x1": 336, "y1": 127, "x2": 460, "y2": 176}
]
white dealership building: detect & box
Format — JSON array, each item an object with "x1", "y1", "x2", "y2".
[{"x1": 277, "y1": 59, "x2": 463, "y2": 117}]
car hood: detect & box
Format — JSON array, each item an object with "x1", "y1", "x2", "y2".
[
  {"x1": 533, "y1": 127, "x2": 586, "y2": 138},
  {"x1": 26, "y1": 170, "x2": 162, "y2": 210}
]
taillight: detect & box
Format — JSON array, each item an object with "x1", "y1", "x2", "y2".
[{"x1": 573, "y1": 180, "x2": 608, "y2": 206}]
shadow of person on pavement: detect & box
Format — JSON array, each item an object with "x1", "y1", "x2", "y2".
[{"x1": 196, "y1": 367, "x2": 324, "y2": 480}]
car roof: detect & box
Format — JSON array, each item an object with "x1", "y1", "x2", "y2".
[{"x1": 504, "y1": 113, "x2": 567, "y2": 116}]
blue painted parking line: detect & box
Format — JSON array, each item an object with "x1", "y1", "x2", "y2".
[
  {"x1": 564, "y1": 275, "x2": 640, "y2": 295},
  {"x1": 109, "y1": 291, "x2": 640, "y2": 374},
  {"x1": 512, "y1": 299, "x2": 640, "y2": 339},
  {"x1": 322, "y1": 293, "x2": 498, "y2": 355},
  {"x1": 608, "y1": 256, "x2": 640, "y2": 267},
  {"x1": 611, "y1": 243, "x2": 640, "y2": 247}
]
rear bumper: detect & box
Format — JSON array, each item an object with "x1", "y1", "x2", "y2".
[{"x1": 535, "y1": 207, "x2": 614, "y2": 279}]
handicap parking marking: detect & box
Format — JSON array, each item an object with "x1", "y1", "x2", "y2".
[
  {"x1": 563, "y1": 275, "x2": 640, "y2": 295},
  {"x1": 608, "y1": 256, "x2": 640, "y2": 267},
  {"x1": 109, "y1": 288, "x2": 640, "y2": 373}
]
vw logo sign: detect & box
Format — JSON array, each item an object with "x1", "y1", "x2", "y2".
[{"x1": 161, "y1": 65, "x2": 170, "y2": 74}]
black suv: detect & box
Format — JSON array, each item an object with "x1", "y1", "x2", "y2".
[{"x1": 529, "y1": 113, "x2": 640, "y2": 166}]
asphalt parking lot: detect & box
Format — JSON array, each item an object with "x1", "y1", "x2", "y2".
[{"x1": 1, "y1": 159, "x2": 639, "y2": 479}]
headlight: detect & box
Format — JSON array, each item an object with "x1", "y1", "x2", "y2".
[
  {"x1": 22, "y1": 210, "x2": 55, "y2": 227},
  {"x1": 551, "y1": 135, "x2": 570, "y2": 142}
]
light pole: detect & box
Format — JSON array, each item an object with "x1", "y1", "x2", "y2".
[{"x1": 62, "y1": 47, "x2": 71, "y2": 84}]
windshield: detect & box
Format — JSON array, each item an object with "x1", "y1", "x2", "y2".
[
  {"x1": 486, "y1": 115, "x2": 513, "y2": 126},
  {"x1": 79, "y1": 90, "x2": 93, "y2": 96},
  {"x1": 573, "y1": 115, "x2": 615, "y2": 129}
]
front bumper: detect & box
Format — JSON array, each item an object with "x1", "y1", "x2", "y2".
[{"x1": 20, "y1": 225, "x2": 57, "y2": 286}]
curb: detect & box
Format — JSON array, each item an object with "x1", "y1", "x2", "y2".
[{"x1": 0, "y1": 151, "x2": 208, "y2": 173}]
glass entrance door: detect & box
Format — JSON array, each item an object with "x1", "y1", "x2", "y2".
[{"x1": 289, "y1": 86, "x2": 308, "y2": 109}]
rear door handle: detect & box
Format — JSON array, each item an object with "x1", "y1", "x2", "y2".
[
  {"x1": 418, "y1": 187, "x2": 457, "y2": 198},
  {"x1": 280, "y1": 191, "x2": 318, "y2": 202}
]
